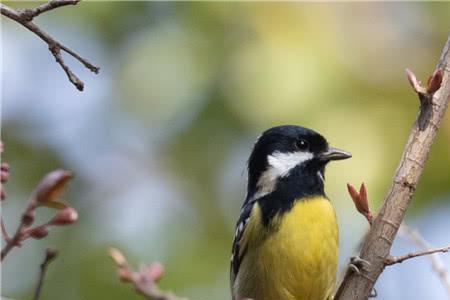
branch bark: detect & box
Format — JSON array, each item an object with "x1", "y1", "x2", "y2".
[
  {"x1": 33, "y1": 248, "x2": 58, "y2": 300},
  {"x1": 335, "y1": 34, "x2": 450, "y2": 299},
  {"x1": 0, "y1": 0, "x2": 99, "y2": 91}
]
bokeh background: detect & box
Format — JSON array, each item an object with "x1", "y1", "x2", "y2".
[{"x1": 2, "y1": 2, "x2": 450, "y2": 300}]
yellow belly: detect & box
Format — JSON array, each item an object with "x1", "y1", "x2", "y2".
[{"x1": 234, "y1": 196, "x2": 338, "y2": 300}]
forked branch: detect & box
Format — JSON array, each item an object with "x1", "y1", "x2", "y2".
[
  {"x1": 0, "y1": 0, "x2": 99, "y2": 91},
  {"x1": 108, "y1": 248, "x2": 187, "y2": 300}
]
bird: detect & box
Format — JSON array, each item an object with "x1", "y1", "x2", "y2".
[{"x1": 230, "y1": 125, "x2": 351, "y2": 300}]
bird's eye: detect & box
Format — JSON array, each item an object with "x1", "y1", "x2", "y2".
[{"x1": 295, "y1": 139, "x2": 309, "y2": 151}]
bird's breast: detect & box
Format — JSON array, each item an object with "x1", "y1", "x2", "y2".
[{"x1": 235, "y1": 196, "x2": 338, "y2": 300}]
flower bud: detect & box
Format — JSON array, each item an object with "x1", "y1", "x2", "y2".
[
  {"x1": 1, "y1": 163, "x2": 9, "y2": 183},
  {"x1": 108, "y1": 247, "x2": 128, "y2": 267},
  {"x1": 48, "y1": 207, "x2": 78, "y2": 226},
  {"x1": 28, "y1": 225, "x2": 49, "y2": 239},
  {"x1": 22, "y1": 210, "x2": 35, "y2": 226},
  {"x1": 140, "y1": 262, "x2": 164, "y2": 283},
  {"x1": 35, "y1": 169, "x2": 73, "y2": 208}
]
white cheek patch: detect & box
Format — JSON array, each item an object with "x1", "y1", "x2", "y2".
[
  {"x1": 267, "y1": 151, "x2": 314, "y2": 177},
  {"x1": 251, "y1": 151, "x2": 313, "y2": 200}
]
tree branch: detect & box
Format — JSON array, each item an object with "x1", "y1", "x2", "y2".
[
  {"x1": 385, "y1": 245, "x2": 450, "y2": 266},
  {"x1": 108, "y1": 248, "x2": 188, "y2": 300},
  {"x1": 0, "y1": 0, "x2": 100, "y2": 91},
  {"x1": 33, "y1": 248, "x2": 58, "y2": 300},
  {"x1": 1, "y1": 169, "x2": 75, "y2": 261},
  {"x1": 335, "y1": 33, "x2": 450, "y2": 299},
  {"x1": 1, "y1": 192, "x2": 39, "y2": 261},
  {"x1": 17, "y1": 0, "x2": 79, "y2": 21},
  {"x1": 1, "y1": 217, "x2": 11, "y2": 242},
  {"x1": 398, "y1": 225, "x2": 450, "y2": 296}
]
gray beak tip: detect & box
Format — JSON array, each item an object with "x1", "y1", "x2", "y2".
[{"x1": 320, "y1": 146, "x2": 352, "y2": 161}]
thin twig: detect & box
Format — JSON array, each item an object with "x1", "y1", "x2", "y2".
[
  {"x1": 18, "y1": 0, "x2": 79, "y2": 21},
  {"x1": 33, "y1": 248, "x2": 59, "y2": 300},
  {"x1": 1, "y1": 170, "x2": 74, "y2": 261},
  {"x1": 108, "y1": 248, "x2": 187, "y2": 300},
  {"x1": 0, "y1": 1, "x2": 99, "y2": 91},
  {"x1": 1, "y1": 217, "x2": 11, "y2": 242},
  {"x1": 1, "y1": 194, "x2": 38, "y2": 261},
  {"x1": 335, "y1": 34, "x2": 450, "y2": 300},
  {"x1": 386, "y1": 245, "x2": 450, "y2": 266},
  {"x1": 399, "y1": 225, "x2": 450, "y2": 296}
]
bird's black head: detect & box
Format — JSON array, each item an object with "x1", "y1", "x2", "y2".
[{"x1": 246, "y1": 125, "x2": 351, "y2": 201}]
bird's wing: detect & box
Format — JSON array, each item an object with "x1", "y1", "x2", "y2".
[{"x1": 230, "y1": 198, "x2": 256, "y2": 283}]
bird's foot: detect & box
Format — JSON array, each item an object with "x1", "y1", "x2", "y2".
[
  {"x1": 369, "y1": 287, "x2": 377, "y2": 298},
  {"x1": 348, "y1": 256, "x2": 371, "y2": 274}
]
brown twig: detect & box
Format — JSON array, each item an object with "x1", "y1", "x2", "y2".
[
  {"x1": 0, "y1": 0, "x2": 100, "y2": 91},
  {"x1": 335, "y1": 34, "x2": 450, "y2": 300},
  {"x1": 33, "y1": 248, "x2": 59, "y2": 300},
  {"x1": 1, "y1": 217, "x2": 11, "y2": 242},
  {"x1": 398, "y1": 225, "x2": 450, "y2": 296},
  {"x1": 108, "y1": 247, "x2": 187, "y2": 300},
  {"x1": 1, "y1": 193, "x2": 39, "y2": 261},
  {"x1": 1, "y1": 169, "x2": 75, "y2": 261},
  {"x1": 386, "y1": 245, "x2": 450, "y2": 266},
  {"x1": 18, "y1": 0, "x2": 79, "y2": 21}
]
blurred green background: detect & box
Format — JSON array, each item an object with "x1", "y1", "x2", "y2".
[{"x1": 2, "y1": 2, "x2": 450, "y2": 300}]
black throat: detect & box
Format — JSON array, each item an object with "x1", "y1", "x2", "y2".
[{"x1": 251, "y1": 161, "x2": 326, "y2": 227}]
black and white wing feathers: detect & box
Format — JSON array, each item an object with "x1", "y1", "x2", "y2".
[{"x1": 230, "y1": 199, "x2": 256, "y2": 280}]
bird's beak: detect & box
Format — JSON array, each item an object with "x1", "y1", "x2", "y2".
[{"x1": 319, "y1": 146, "x2": 352, "y2": 162}]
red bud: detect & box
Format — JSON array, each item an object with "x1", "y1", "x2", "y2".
[
  {"x1": 347, "y1": 183, "x2": 360, "y2": 204},
  {"x1": 28, "y1": 225, "x2": 49, "y2": 239},
  {"x1": 22, "y1": 210, "x2": 35, "y2": 227},
  {"x1": 1, "y1": 163, "x2": 10, "y2": 184},
  {"x1": 347, "y1": 182, "x2": 373, "y2": 224},
  {"x1": 427, "y1": 69, "x2": 443, "y2": 95},
  {"x1": 148, "y1": 263, "x2": 164, "y2": 282},
  {"x1": 48, "y1": 207, "x2": 78, "y2": 225},
  {"x1": 358, "y1": 184, "x2": 369, "y2": 213}
]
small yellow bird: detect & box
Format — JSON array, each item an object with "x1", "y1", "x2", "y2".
[{"x1": 230, "y1": 125, "x2": 351, "y2": 300}]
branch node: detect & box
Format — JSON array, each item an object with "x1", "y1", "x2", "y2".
[{"x1": 0, "y1": 1, "x2": 99, "y2": 91}]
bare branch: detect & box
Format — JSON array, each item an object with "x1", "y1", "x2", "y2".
[
  {"x1": 398, "y1": 225, "x2": 450, "y2": 296},
  {"x1": 0, "y1": 1, "x2": 100, "y2": 91},
  {"x1": 108, "y1": 248, "x2": 188, "y2": 300},
  {"x1": 1, "y1": 217, "x2": 11, "y2": 242},
  {"x1": 18, "y1": 0, "x2": 79, "y2": 21},
  {"x1": 33, "y1": 248, "x2": 59, "y2": 300},
  {"x1": 335, "y1": 33, "x2": 450, "y2": 300},
  {"x1": 386, "y1": 245, "x2": 450, "y2": 266}
]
